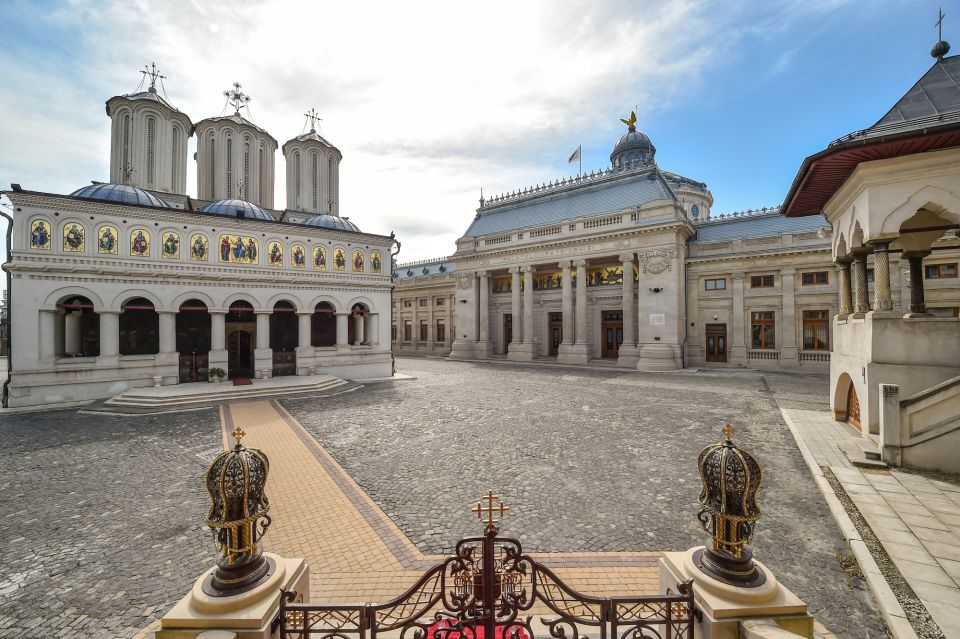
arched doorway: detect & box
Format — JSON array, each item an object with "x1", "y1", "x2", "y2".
[
  {"x1": 846, "y1": 383, "x2": 861, "y2": 430},
  {"x1": 177, "y1": 300, "x2": 211, "y2": 382},
  {"x1": 226, "y1": 301, "x2": 255, "y2": 379},
  {"x1": 270, "y1": 300, "x2": 297, "y2": 376},
  {"x1": 120, "y1": 297, "x2": 159, "y2": 355},
  {"x1": 349, "y1": 303, "x2": 367, "y2": 345},
  {"x1": 56, "y1": 296, "x2": 99, "y2": 357},
  {"x1": 312, "y1": 302, "x2": 336, "y2": 347}
]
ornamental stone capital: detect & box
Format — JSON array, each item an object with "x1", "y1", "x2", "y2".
[
  {"x1": 619, "y1": 253, "x2": 635, "y2": 263},
  {"x1": 574, "y1": 259, "x2": 587, "y2": 267},
  {"x1": 636, "y1": 247, "x2": 676, "y2": 274},
  {"x1": 521, "y1": 265, "x2": 534, "y2": 273}
]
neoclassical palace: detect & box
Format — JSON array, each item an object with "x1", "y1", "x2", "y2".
[
  {"x1": 394, "y1": 50, "x2": 960, "y2": 472},
  {"x1": 2, "y1": 69, "x2": 394, "y2": 408}
]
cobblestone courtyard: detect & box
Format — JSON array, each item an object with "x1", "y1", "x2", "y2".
[{"x1": 0, "y1": 357, "x2": 884, "y2": 638}]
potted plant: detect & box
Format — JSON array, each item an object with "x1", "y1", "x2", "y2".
[{"x1": 209, "y1": 368, "x2": 226, "y2": 383}]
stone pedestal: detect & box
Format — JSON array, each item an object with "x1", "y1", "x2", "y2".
[
  {"x1": 659, "y1": 548, "x2": 813, "y2": 639},
  {"x1": 557, "y1": 343, "x2": 588, "y2": 365},
  {"x1": 507, "y1": 342, "x2": 535, "y2": 362},
  {"x1": 157, "y1": 554, "x2": 308, "y2": 639},
  {"x1": 637, "y1": 344, "x2": 680, "y2": 371}
]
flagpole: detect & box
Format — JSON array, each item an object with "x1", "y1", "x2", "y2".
[{"x1": 579, "y1": 145, "x2": 582, "y2": 177}]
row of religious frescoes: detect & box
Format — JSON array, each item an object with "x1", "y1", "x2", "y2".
[
  {"x1": 490, "y1": 264, "x2": 641, "y2": 293},
  {"x1": 28, "y1": 219, "x2": 383, "y2": 273}
]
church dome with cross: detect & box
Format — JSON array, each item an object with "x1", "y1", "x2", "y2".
[
  {"x1": 281, "y1": 108, "x2": 343, "y2": 216},
  {"x1": 195, "y1": 82, "x2": 279, "y2": 210}
]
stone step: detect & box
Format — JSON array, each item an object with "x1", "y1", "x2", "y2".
[
  {"x1": 105, "y1": 378, "x2": 348, "y2": 407},
  {"x1": 856, "y1": 437, "x2": 882, "y2": 460},
  {"x1": 839, "y1": 439, "x2": 888, "y2": 469}
]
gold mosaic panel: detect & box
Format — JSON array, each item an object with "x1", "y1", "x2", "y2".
[
  {"x1": 219, "y1": 234, "x2": 258, "y2": 264},
  {"x1": 190, "y1": 234, "x2": 209, "y2": 261},
  {"x1": 371, "y1": 251, "x2": 383, "y2": 274},
  {"x1": 161, "y1": 231, "x2": 181, "y2": 259},
  {"x1": 291, "y1": 244, "x2": 306, "y2": 268},
  {"x1": 30, "y1": 219, "x2": 51, "y2": 250},
  {"x1": 313, "y1": 246, "x2": 327, "y2": 270},
  {"x1": 97, "y1": 225, "x2": 118, "y2": 255},
  {"x1": 333, "y1": 247, "x2": 346, "y2": 271},
  {"x1": 130, "y1": 229, "x2": 150, "y2": 257},
  {"x1": 63, "y1": 222, "x2": 85, "y2": 252},
  {"x1": 352, "y1": 250, "x2": 364, "y2": 272},
  {"x1": 267, "y1": 241, "x2": 284, "y2": 267}
]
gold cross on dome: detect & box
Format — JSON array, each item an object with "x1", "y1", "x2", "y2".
[
  {"x1": 722, "y1": 424, "x2": 735, "y2": 441},
  {"x1": 224, "y1": 82, "x2": 251, "y2": 115},
  {"x1": 232, "y1": 426, "x2": 246, "y2": 446},
  {"x1": 473, "y1": 490, "x2": 509, "y2": 533},
  {"x1": 304, "y1": 107, "x2": 322, "y2": 133},
  {"x1": 140, "y1": 62, "x2": 166, "y2": 91}
]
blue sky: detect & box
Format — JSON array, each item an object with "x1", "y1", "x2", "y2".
[{"x1": 0, "y1": 0, "x2": 954, "y2": 267}]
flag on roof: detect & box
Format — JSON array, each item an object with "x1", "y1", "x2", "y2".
[{"x1": 568, "y1": 145, "x2": 581, "y2": 163}]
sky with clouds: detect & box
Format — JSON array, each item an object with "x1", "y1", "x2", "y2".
[{"x1": 0, "y1": 0, "x2": 953, "y2": 269}]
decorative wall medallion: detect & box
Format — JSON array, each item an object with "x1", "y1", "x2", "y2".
[
  {"x1": 97, "y1": 225, "x2": 118, "y2": 255},
  {"x1": 457, "y1": 274, "x2": 473, "y2": 290},
  {"x1": 63, "y1": 223, "x2": 85, "y2": 252},
  {"x1": 30, "y1": 219, "x2": 51, "y2": 250},
  {"x1": 637, "y1": 248, "x2": 676, "y2": 274}
]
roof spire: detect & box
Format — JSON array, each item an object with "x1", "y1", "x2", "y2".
[
  {"x1": 304, "y1": 107, "x2": 322, "y2": 133},
  {"x1": 932, "y1": 7, "x2": 951, "y2": 60},
  {"x1": 224, "y1": 82, "x2": 251, "y2": 116},
  {"x1": 140, "y1": 62, "x2": 165, "y2": 94}
]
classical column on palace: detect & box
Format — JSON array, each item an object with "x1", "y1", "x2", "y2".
[
  {"x1": 508, "y1": 266, "x2": 535, "y2": 361},
  {"x1": 560, "y1": 261, "x2": 573, "y2": 345},
  {"x1": 522, "y1": 266, "x2": 534, "y2": 345},
  {"x1": 510, "y1": 267, "x2": 521, "y2": 347},
  {"x1": 335, "y1": 312, "x2": 351, "y2": 351},
  {"x1": 557, "y1": 259, "x2": 590, "y2": 364},
  {"x1": 852, "y1": 250, "x2": 870, "y2": 316},
  {"x1": 903, "y1": 251, "x2": 932, "y2": 317},
  {"x1": 98, "y1": 310, "x2": 121, "y2": 360},
  {"x1": 779, "y1": 269, "x2": 798, "y2": 366},
  {"x1": 296, "y1": 311, "x2": 314, "y2": 375},
  {"x1": 575, "y1": 260, "x2": 587, "y2": 346},
  {"x1": 621, "y1": 252, "x2": 637, "y2": 348},
  {"x1": 254, "y1": 310, "x2": 273, "y2": 378},
  {"x1": 835, "y1": 260, "x2": 853, "y2": 319},
  {"x1": 209, "y1": 310, "x2": 228, "y2": 375},
  {"x1": 866, "y1": 241, "x2": 895, "y2": 313},
  {"x1": 729, "y1": 275, "x2": 746, "y2": 362},
  {"x1": 477, "y1": 271, "x2": 491, "y2": 356}
]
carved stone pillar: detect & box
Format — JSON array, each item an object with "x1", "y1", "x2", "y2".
[
  {"x1": 522, "y1": 266, "x2": 534, "y2": 345},
  {"x1": 904, "y1": 251, "x2": 932, "y2": 316},
  {"x1": 870, "y1": 242, "x2": 894, "y2": 312},
  {"x1": 510, "y1": 268, "x2": 521, "y2": 346},
  {"x1": 621, "y1": 254, "x2": 636, "y2": 348},
  {"x1": 852, "y1": 251, "x2": 870, "y2": 316},
  {"x1": 353, "y1": 313, "x2": 365, "y2": 345},
  {"x1": 560, "y1": 261, "x2": 573, "y2": 345},
  {"x1": 575, "y1": 260, "x2": 587, "y2": 345},
  {"x1": 335, "y1": 312, "x2": 351, "y2": 351},
  {"x1": 478, "y1": 271, "x2": 491, "y2": 357},
  {"x1": 836, "y1": 261, "x2": 852, "y2": 318}
]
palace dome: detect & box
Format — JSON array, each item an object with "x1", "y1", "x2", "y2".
[
  {"x1": 610, "y1": 125, "x2": 656, "y2": 167},
  {"x1": 200, "y1": 199, "x2": 274, "y2": 221},
  {"x1": 70, "y1": 183, "x2": 172, "y2": 208},
  {"x1": 302, "y1": 214, "x2": 360, "y2": 232}
]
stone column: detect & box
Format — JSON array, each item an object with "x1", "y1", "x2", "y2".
[
  {"x1": 335, "y1": 312, "x2": 350, "y2": 351},
  {"x1": 869, "y1": 242, "x2": 894, "y2": 312},
  {"x1": 904, "y1": 251, "x2": 932, "y2": 316},
  {"x1": 730, "y1": 275, "x2": 746, "y2": 362},
  {"x1": 158, "y1": 311, "x2": 177, "y2": 354},
  {"x1": 620, "y1": 254, "x2": 636, "y2": 348},
  {"x1": 560, "y1": 261, "x2": 573, "y2": 345},
  {"x1": 852, "y1": 251, "x2": 870, "y2": 316},
  {"x1": 209, "y1": 310, "x2": 228, "y2": 375},
  {"x1": 38, "y1": 309, "x2": 56, "y2": 361},
  {"x1": 64, "y1": 312, "x2": 81, "y2": 355},
  {"x1": 254, "y1": 311, "x2": 273, "y2": 378},
  {"x1": 879, "y1": 384, "x2": 903, "y2": 466},
  {"x1": 477, "y1": 272, "x2": 491, "y2": 356},
  {"x1": 836, "y1": 261, "x2": 852, "y2": 318},
  {"x1": 353, "y1": 313, "x2": 365, "y2": 345},
  {"x1": 575, "y1": 260, "x2": 587, "y2": 346},
  {"x1": 296, "y1": 311, "x2": 314, "y2": 375},
  {"x1": 510, "y1": 267, "x2": 521, "y2": 346},
  {"x1": 99, "y1": 310, "x2": 120, "y2": 359},
  {"x1": 780, "y1": 269, "x2": 798, "y2": 367},
  {"x1": 368, "y1": 313, "x2": 379, "y2": 346},
  {"x1": 522, "y1": 266, "x2": 534, "y2": 345}
]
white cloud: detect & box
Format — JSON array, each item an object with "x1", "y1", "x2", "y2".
[{"x1": 0, "y1": 0, "x2": 853, "y2": 264}]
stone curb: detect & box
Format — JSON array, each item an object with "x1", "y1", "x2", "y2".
[{"x1": 780, "y1": 408, "x2": 919, "y2": 639}]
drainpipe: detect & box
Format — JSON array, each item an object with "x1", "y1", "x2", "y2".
[
  {"x1": 0, "y1": 199, "x2": 13, "y2": 407},
  {"x1": 390, "y1": 233, "x2": 401, "y2": 376}
]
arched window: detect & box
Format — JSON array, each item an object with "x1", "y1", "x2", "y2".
[
  {"x1": 146, "y1": 116, "x2": 156, "y2": 185},
  {"x1": 120, "y1": 297, "x2": 159, "y2": 355},
  {"x1": 56, "y1": 296, "x2": 99, "y2": 357},
  {"x1": 295, "y1": 151, "x2": 301, "y2": 207},
  {"x1": 348, "y1": 303, "x2": 367, "y2": 345},
  {"x1": 176, "y1": 299, "x2": 211, "y2": 382},
  {"x1": 270, "y1": 301, "x2": 298, "y2": 351},
  {"x1": 226, "y1": 136, "x2": 233, "y2": 198},
  {"x1": 327, "y1": 156, "x2": 334, "y2": 212},
  {"x1": 311, "y1": 302, "x2": 336, "y2": 347},
  {"x1": 258, "y1": 144, "x2": 264, "y2": 199},
  {"x1": 691, "y1": 204, "x2": 700, "y2": 220},
  {"x1": 209, "y1": 136, "x2": 216, "y2": 196},
  {"x1": 121, "y1": 113, "x2": 131, "y2": 179},
  {"x1": 311, "y1": 153, "x2": 318, "y2": 211},
  {"x1": 171, "y1": 126, "x2": 180, "y2": 191},
  {"x1": 243, "y1": 138, "x2": 250, "y2": 199}
]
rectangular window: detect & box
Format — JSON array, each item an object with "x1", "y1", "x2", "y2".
[
  {"x1": 419, "y1": 320, "x2": 428, "y2": 342},
  {"x1": 750, "y1": 274, "x2": 774, "y2": 288},
  {"x1": 802, "y1": 310, "x2": 830, "y2": 351},
  {"x1": 928, "y1": 307, "x2": 960, "y2": 318},
  {"x1": 435, "y1": 320, "x2": 446, "y2": 342},
  {"x1": 403, "y1": 299, "x2": 412, "y2": 308},
  {"x1": 391, "y1": 324, "x2": 397, "y2": 341},
  {"x1": 419, "y1": 299, "x2": 428, "y2": 307},
  {"x1": 403, "y1": 321, "x2": 411, "y2": 342},
  {"x1": 751, "y1": 311, "x2": 776, "y2": 349},
  {"x1": 435, "y1": 297, "x2": 445, "y2": 306},
  {"x1": 925, "y1": 263, "x2": 958, "y2": 279},
  {"x1": 801, "y1": 271, "x2": 829, "y2": 286},
  {"x1": 705, "y1": 278, "x2": 726, "y2": 291}
]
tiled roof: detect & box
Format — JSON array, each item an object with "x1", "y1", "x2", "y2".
[
  {"x1": 465, "y1": 172, "x2": 675, "y2": 237},
  {"x1": 694, "y1": 211, "x2": 826, "y2": 243},
  {"x1": 394, "y1": 258, "x2": 456, "y2": 280},
  {"x1": 871, "y1": 55, "x2": 960, "y2": 128}
]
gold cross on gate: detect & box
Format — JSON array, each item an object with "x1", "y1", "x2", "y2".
[
  {"x1": 232, "y1": 426, "x2": 246, "y2": 446},
  {"x1": 722, "y1": 424, "x2": 735, "y2": 441},
  {"x1": 473, "y1": 490, "x2": 509, "y2": 534}
]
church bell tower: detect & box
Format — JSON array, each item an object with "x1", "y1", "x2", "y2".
[{"x1": 282, "y1": 108, "x2": 342, "y2": 215}]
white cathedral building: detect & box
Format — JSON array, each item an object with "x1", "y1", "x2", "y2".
[{"x1": 2, "y1": 67, "x2": 394, "y2": 408}]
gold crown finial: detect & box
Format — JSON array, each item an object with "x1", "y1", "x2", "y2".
[
  {"x1": 722, "y1": 424, "x2": 735, "y2": 441},
  {"x1": 232, "y1": 426, "x2": 246, "y2": 446},
  {"x1": 473, "y1": 490, "x2": 509, "y2": 535}
]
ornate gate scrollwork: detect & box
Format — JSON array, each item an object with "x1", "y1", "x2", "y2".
[{"x1": 279, "y1": 492, "x2": 695, "y2": 639}]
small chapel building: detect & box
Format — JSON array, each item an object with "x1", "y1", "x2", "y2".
[{"x1": 2, "y1": 68, "x2": 394, "y2": 408}]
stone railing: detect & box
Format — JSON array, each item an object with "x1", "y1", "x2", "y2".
[
  {"x1": 747, "y1": 350, "x2": 780, "y2": 360},
  {"x1": 529, "y1": 225, "x2": 563, "y2": 238},
  {"x1": 799, "y1": 351, "x2": 830, "y2": 363},
  {"x1": 483, "y1": 235, "x2": 513, "y2": 246},
  {"x1": 583, "y1": 214, "x2": 623, "y2": 229}
]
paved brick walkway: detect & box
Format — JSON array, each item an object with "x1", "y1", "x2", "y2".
[{"x1": 222, "y1": 400, "x2": 661, "y2": 604}]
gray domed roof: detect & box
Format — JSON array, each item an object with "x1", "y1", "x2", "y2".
[
  {"x1": 200, "y1": 199, "x2": 274, "y2": 220},
  {"x1": 610, "y1": 125, "x2": 656, "y2": 166},
  {"x1": 302, "y1": 214, "x2": 360, "y2": 232},
  {"x1": 70, "y1": 183, "x2": 171, "y2": 208}
]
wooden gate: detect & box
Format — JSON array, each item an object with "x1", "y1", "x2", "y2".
[{"x1": 847, "y1": 384, "x2": 861, "y2": 430}]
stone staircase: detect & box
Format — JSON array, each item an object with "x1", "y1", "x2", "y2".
[
  {"x1": 82, "y1": 375, "x2": 360, "y2": 415},
  {"x1": 839, "y1": 436, "x2": 887, "y2": 469}
]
